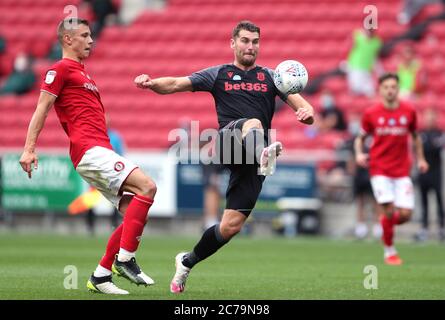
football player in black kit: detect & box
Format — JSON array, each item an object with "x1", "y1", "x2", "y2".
[
  {"x1": 134, "y1": 20, "x2": 315, "y2": 293},
  {"x1": 415, "y1": 108, "x2": 445, "y2": 242}
]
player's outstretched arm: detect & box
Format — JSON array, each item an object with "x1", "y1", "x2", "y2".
[
  {"x1": 134, "y1": 74, "x2": 193, "y2": 94},
  {"x1": 412, "y1": 132, "x2": 429, "y2": 173},
  {"x1": 286, "y1": 93, "x2": 314, "y2": 125},
  {"x1": 19, "y1": 91, "x2": 55, "y2": 179}
]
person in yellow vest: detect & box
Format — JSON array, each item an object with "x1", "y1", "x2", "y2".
[
  {"x1": 397, "y1": 44, "x2": 426, "y2": 99},
  {"x1": 346, "y1": 28, "x2": 383, "y2": 97}
]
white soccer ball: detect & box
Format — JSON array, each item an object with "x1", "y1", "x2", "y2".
[{"x1": 273, "y1": 60, "x2": 308, "y2": 95}]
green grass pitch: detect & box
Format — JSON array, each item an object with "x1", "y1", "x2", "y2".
[{"x1": 0, "y1": 233, "x2": 444, "y2": 300}]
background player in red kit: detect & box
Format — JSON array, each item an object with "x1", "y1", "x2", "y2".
[
  {"x1": 19, "y1": 18, "x2": 157, "y2": 294},
  {"x1": 355, "y1": 73, "x2": 429, "y2": 265}
]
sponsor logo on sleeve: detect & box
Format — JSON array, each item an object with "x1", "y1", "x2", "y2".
[{"x1": 45, "y1": 70, "x2": 57, "y2": 84}]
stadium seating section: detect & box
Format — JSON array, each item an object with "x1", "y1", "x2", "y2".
[{"x1": 1, "y1": 0, "x2": 444, "y2": 151}]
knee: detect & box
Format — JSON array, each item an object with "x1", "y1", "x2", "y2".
[
  {"x1": 382, "y1": 204, "x2": 394, "y2": 217},
  {"x1": 138, "y1": 177, "x2": 157, "y2": 198},
  {"x1": 220, "y1": 220, "x2": 243, "y2": 240},
  {"x1": 398, "y1": 210, "x2": 412, "y2": 224},
  {"x1": 247, "y1": 118, "x2": 263, "y2": 129},
  {"x1": 242, "y1": 119, "x2": 264, "y2": 140}
]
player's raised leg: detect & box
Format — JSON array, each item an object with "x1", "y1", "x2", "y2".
[{"x1": 241, "y1": 118, "x2": 282, "y2": 176}]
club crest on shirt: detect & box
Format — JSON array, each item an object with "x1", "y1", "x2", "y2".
[
  {"x1": 257, "y1": 72, "x2": 265, "y2": 81},
  {"x1": 388, "y1": 118, "x2": 396, "y2": 126},
  {"x1": 45, "y1": 70, "x2": 56, "y2": 84},
  {"x1": 399, "y1": 115, "x2": 407, "y2": 125},
  {"x1": 114, "y1": 161, "x2": 125, "y2": 172}
]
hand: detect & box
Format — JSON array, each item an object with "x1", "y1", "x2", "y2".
[
  {"x1": 295, "y1": 107, "x2": 314, "y2": 125},
  {"x1": 417, "y1": 159, "x2": 429, "y2": 174},
  {"x1": 356, "y1": 152, "x2": 369, "y2": 168},
  {"x1": 134, "y1": 74, "x2": 153, "y2": 89},
  {"x1": 19, "y1": 150, "x2": 38, "y2": 179}
]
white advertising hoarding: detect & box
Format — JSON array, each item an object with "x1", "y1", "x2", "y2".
[{"x1": 127, "y1": 152, "x2": 177, "y2": 217}]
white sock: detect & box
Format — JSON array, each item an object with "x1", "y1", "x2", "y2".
[
  {"x1": 117, "y1": 248, "x2": 135, "y2": 262},
  {"x1": 93, "y1": 264, "x2": 112, "y2": 278},
  {"x1": 384, "y1": 246, "x2": 397, "y2": 258}
]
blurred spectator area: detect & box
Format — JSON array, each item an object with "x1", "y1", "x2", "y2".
[{"x1": 0, "y1": 0, "x2": 444, "y2": 154}]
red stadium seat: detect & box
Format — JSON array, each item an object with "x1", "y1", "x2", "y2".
[{"x1": 3, "y1": 0, "x2": 435, "y2": 151}]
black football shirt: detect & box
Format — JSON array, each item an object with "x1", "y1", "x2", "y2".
[{"x1": 189, "y1": 64, "x2": 288, "y2": 130}]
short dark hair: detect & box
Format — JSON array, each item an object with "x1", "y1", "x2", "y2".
[
  {"x1": 57, "y1": 18, "x2": 89, "y2": 44},
  {"x1": 378, "y1": 72, "x2": 399, "y2": 85},
  {"x1": 232, "y1": 20, "x2": 260, "y2": 38}
]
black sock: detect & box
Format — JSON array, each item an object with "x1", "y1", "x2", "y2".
[
  {"x1": 182, "y1": 224, "x2": 229, "y2": 268},
  {"x1": 242, "y1": 128, "x2": 265, "y2": 164}
]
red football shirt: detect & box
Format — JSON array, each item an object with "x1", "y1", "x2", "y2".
[
  {"x1": 41, "y1": 58, "x2": 112, "y2": 167},
  {"x1": 361, "y1": 101, "x2": 417, "y2": 178}
]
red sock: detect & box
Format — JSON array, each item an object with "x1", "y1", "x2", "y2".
[
  {"x1": 380, "y1": 214, "x2": 395, "y2": 246},
  {"x1": 120, "y1": 195, "x2": 153, "y2": 252},
  {"x1": 99, "y1": 224, "x2": 123, "y2": 270}
]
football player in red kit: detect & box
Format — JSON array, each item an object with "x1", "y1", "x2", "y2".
[
  {"x1": 355, "y1": 73, "x2": 429, "y2": 265},
  {"x1": 19, "y1": 18, "x2": 156, "y2": 294}
]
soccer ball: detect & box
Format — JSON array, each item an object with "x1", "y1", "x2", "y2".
[{"x1": 273, "y1": 60, "x2": 308, "y2": 95}]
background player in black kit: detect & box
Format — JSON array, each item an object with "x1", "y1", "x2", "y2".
[
  {"x1": 134, "y1": 21, "x2": 315, "y2": 293},
  {"x1": 415, "y1": 108, "x2": 445, "y2": 242}
]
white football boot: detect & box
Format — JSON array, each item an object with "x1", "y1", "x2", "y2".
[
  {"x1": 170, "y1": 252, "x2": 191, "y2": 294},
  {"x1": 87, "y1": 274, "x2": 129, "y2": 295},
  {"x1": 260, "y1": 141, "x2": 283, "y2": 176}
]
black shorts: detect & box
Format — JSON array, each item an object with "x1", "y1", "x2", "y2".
[
  {"x1": 353, "y1": 168, "x2": 372, "y2": 196},
  {"x1": 216, "y1": 118, "x2": 266, "y2": 216},
  {"x1": 225, "y1": 163, "x2": 265, "y2": 216},
  {"x1": 418, "y1": 171, "x2": 442, "y2": 191}
]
